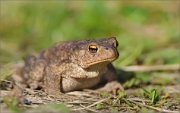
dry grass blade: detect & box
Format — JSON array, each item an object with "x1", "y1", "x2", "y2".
[
  {"x1": 128, "y1": 98, "x2": 179, "y2": 113},
  {"x1": 67, "y1": 101, "x2": 90, "y2": 104},
  {"x1": 67, "y1": 91, "x2": 98, "y2": 98},
  {"x1": 127, "y1": 97, "x2": 147, "y2": 104},
  {"x1": 80, "y1": 104, "x2": 98, "y2": 112},
  {"x1": 72, "y1": 98, "x2": 109, "y2": 111}
]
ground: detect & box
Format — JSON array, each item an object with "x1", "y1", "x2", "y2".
[{"x1": 0, "y1": 69, "x2": 180, "y2": 113}]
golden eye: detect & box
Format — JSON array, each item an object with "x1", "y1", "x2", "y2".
[{"x1": 89, "y1": 45, "x2": 98, "y2": 53}]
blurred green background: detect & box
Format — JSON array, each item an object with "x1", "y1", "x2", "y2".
[{"x1": 0, "y1": 1, "x2": 179, "y2": 68}]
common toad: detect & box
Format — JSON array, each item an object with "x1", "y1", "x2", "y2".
[{"x1": 13, "y1": 37, "x2": 120, "y2": 96}]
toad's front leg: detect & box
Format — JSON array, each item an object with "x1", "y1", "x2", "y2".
[
  {"x1": 98, "y1": 64, "x2": 124, "y2": 95},
  {"x1": 44, "y1": 66, "x2": 62, "y2": 97}
]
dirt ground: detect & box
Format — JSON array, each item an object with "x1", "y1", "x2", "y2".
[{"x1": 1, "y1": 75, "x2": 180, "y2": 113}]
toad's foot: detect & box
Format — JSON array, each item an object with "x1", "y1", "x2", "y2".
[{"x1": 97, "y1": 81, "x2": 124, "y2": 95}]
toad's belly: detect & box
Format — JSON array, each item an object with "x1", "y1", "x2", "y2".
[{"x1": 62, "y1": 76, "x2": 101, "y2": 92}]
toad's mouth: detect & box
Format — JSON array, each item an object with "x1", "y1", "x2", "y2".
[{"x1": 83, "y1": 56, "x2": 119, "y2": 69}]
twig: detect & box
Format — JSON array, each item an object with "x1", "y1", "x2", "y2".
[
  {"x1": 122, "y1": 64, "x2": 180, "y2": 72},
  {"x1": 127, "y1": 98, "x2": 179, "y2": 113}
]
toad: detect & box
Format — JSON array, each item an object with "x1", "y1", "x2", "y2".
[{"x1": 13, "y1": 37, "x2": 122, "y2": 97}]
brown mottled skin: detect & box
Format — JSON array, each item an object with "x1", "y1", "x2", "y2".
[{"x1": 13, "y1": 37, "x2": 120, "y2": 96}]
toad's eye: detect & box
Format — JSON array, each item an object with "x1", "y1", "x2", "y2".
[{"x1": 89, "y1": 45, "x2": 98, "y2": 53}]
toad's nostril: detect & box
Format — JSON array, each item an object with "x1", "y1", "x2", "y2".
[
  {"x1": 113, "y1": 40, "x2": 118, "y2": 47},
  {"x1": 105, "y1": 47, "x2": 109, "y2": 50}
]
